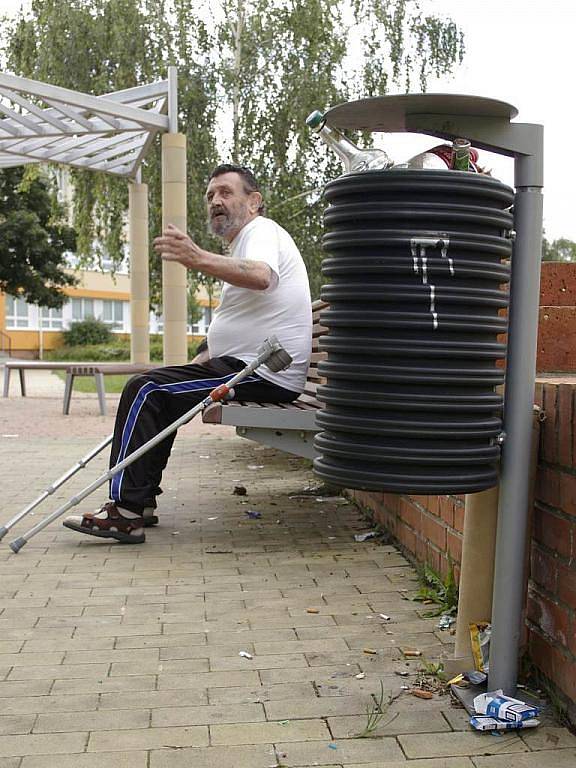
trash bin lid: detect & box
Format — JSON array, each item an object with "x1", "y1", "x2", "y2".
[{"x1": 326, "y1": 93, "x2": 517, "y2": 133}]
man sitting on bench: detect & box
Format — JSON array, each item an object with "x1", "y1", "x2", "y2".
[{"x1": 63, "y1": 163, "x2": 312, "y2": 544}]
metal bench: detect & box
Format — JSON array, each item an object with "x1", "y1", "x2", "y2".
[
  {"x1": 3, "y1": 360, "x2": 158, "y2": 416},
  {"x1": 202, "y1": 300, "x2": 327, "y2": 458}
]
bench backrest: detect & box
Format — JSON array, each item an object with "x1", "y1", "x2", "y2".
[{"x1": 299, "y1": 299, "x2": 328, "y2": 406}]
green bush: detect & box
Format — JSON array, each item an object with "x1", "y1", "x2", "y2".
[
  {"x1": 62, "y1": 318, "x2": 112, "y2": 346},
  {"x1": 47, "y1": 335, "x2": 201, "y2": 363}
]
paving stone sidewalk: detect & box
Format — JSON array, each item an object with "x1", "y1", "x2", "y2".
[{"x1": 0, "y1": 385, "x2": 575, "y2": 767}]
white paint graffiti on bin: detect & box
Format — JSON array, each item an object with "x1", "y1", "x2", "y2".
[{"x1": 409, "y1": 235, "x2": 452, "y2": 330}]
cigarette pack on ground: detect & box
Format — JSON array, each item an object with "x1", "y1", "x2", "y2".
[
  {"x1": 470, "y1": 715, "x2": 540, "y2": 731},
  {"x1": 473, "y1": 689, "x2": 540, "y2": 723}
]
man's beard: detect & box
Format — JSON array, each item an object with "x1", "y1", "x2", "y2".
[{"x1": 207, "y1": 205, "x2": 248, "y2": 238}]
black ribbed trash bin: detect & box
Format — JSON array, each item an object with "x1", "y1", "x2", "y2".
[{"x1": 313, "y1": 169, "x2": 515, "y2": 494}]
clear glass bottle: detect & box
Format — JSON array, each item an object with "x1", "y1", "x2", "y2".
[{"x1": 306, "y1": 110, "x2": 393, "y2": 173}]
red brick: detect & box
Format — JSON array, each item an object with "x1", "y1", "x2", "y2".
[
  {"x1": 382, "y1": 493, "x2": 401, "y2": 514},
  {"x1": 557, "y1": 563, "x2": 576, "y2": 611},
  {"x1": 439, "y1": 496, "x2": 455, "y2": 527},
  {"x1": 530, "y1": 545, "x2": 558, "y2": 594},
  {"x1": 558, "y1": 384, "x2": 574, "y2": 468},
  {"x1": 447, "y1": 530, "x2": 462, "y2": 564},
  {"x1": 527, "y1": 591, "x2": 571, "y2": 648},
  {"x1": 453, "y1": 503, "x2": 465, "y2": 534},
  {"x1": 415, "y1": 535, "x2": 426, "y2": 563},
  {"x1": 421, "y1": 511, "x2": 447, "y2": 551},
  {"x1": 533, "y1": 505, "x2": 572, "y2": 559},
  {"x1": 537, "y1": 308, "x2": 576, "y2": 374},
  {"x1": 539, "y1": 261, "x2": 576, "y2": 306},
  {"x1": 409, "y1": 494, "x2": 429, "y2": 509},
  {"x1": 397, "y1": 521, "x2": 416, "y2": 556},
  {"x1": 371, "y1": 501, "x2": 395, "y2": 536},
  {"x1": 425, "y1": 544, "x2": 441, "y2": 574},
  {"x1": 559, "y1": 471, "x2": 576, "y2": 517},
  {"x1": 427, "y1": 495, "x2": 441, "y2": 518},
  {"x1": 400, "y1": 498, "x2": 422, "y2": 532},
  {"x1": 529, "y1": 630, "x2": 576, "y2": 702},
  {"x1": 541, "y1": 384, "x2": 558, "y2": 463},
  {"x1": 366, "y1": 492, "x2": 380, "y2": 509},
  {"x1": 535, "y1": 466, "x2": 561, "y2": 509}
]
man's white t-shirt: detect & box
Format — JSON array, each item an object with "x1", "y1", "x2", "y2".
[{"x1": 207, "y1": 216, "x2": 312, "y2": 393}]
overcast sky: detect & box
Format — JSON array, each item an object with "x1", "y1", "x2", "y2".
[{"x1": 2, "y1": 0, "x2": 574, "y2": 240}]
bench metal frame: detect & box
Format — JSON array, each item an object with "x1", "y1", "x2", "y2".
[{"x1": 204, "y1": 401, "x2": 319, "y2": 459}]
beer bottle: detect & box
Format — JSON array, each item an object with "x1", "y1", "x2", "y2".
[{"x1": 451, "y1": 138, "x2": 472, "y2": 171}]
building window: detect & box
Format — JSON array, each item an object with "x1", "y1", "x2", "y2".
[
  {"x1": 71, "y1": 298, "x2": 95, "y2": 321},
  {"x1": 102, "y1": 299, "x2": 124, "y2": 330},
  {"x1": 5, "y1": 295, "x2": 30, "y2": 328},
  {"x1": 41, "y1": 306, "x2": 63, "y2": 329}
]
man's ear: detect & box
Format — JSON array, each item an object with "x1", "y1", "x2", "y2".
[{"x1": 249, "y1": 191, "x2": 263, "y2": 214}]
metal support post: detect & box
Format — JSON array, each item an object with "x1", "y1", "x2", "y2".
[
  {"x1": 162, "y1": 66, "x2": 188, "y2": 365},
  {"x1": 129, "y1": 171, "x2": 150, "y2": 364},
  {"x1": 488, "y1": 155, "x2": 544, "y2": 694}
]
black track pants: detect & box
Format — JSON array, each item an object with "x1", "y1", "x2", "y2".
[{"x1": 108, "y1": 356, "x2": 298, "y2": 511}]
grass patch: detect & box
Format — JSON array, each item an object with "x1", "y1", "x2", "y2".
[
  {"x1": 413, "y1": 559, "x2": 459, "y2": 617},
  {"x1": 53, "y1": 371, "x2": 130, "y2": 394}
]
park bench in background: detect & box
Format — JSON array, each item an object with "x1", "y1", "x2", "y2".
[
  {"x1": 2, "y1": 360, "x2": 158, "y2": 416},
  {"x1": 202, "y1": 300, "x2": 327, "y2": 458}
]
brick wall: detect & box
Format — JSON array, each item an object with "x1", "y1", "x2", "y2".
[
  {"x1": 529, "y1": 380, "x2": 576, "y2": 707},
  {"x1": 538, "y1": 262, "x2": 576, "y2": 373},
  {"x1": 348, "y1": 262, "x2": 576, "y2": 717}
]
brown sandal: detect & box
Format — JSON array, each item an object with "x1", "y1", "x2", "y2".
[{"x1": 63, "y1": 502, "x2": 145, "y2": 544}]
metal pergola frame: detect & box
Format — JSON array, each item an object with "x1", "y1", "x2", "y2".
[
  {"x1": 0, "y1": 72, "x2": 169, "y2": 177},
  {"x1": 0, "y1": 67, "x2": 189, "y2": 367}
]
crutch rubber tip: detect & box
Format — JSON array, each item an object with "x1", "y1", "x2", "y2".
[
  {"x1": 9, "y1": 537, "x2": 26, "y2": 554},
  {"x1": 0, "y1": 526, "x2": 8, "y2": 541}
]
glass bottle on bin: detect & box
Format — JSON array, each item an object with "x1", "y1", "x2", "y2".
[{"x1": 306, "y1": 110, "x2": 393, "y2": 173}]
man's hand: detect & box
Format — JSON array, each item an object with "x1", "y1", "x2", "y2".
[
  {"x1": 153, "y1": 224, "x2": 206, "y2": 270},
  {"x1": 153, "y1": 223, "x2": 274, "y2": 291}
]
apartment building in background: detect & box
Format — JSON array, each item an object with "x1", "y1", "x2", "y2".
[{"x1": 0, "y1": 256, "x2": 217, "y2": 358}]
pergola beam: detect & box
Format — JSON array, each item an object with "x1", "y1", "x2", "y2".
[
  {"x1": 0, "y1": 74, "x2": 169, "y2": 178},
  {"x1": 0, "y1": 72, "x2": 169, "y2": 132}
]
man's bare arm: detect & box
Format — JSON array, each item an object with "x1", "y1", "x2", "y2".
[{"x1": 154, "y1": 224, "x2": 273, "y2": 290}]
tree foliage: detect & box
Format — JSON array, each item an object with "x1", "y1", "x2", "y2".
[
  {"x1": 0, "y1": 166, "x2": 77, "y2": 307},
  {"x1": 3, "y1": 0, "x2": 464, "y2": 301},
  {"x1": 542, "y1": 236, "x2": 576, "y2": 262}
]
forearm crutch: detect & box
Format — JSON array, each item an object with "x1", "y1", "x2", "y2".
[
  {"x1": 0, "y1": 434, "x2": 113, "y2": 542},
  {"x1": 8, "y1": 336, "x2": 292, "y2": 554}
]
